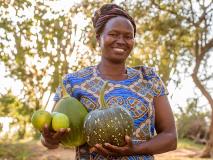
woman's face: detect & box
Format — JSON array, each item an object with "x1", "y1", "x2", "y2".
[{"x1": 98, "y1": 16, "x2": 135, "y2": 64}]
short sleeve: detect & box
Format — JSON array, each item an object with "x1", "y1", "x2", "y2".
[
  {"x1": 53, "y1": 86, "x2": 62, "y2": 102},
  {"x1": 139, "y1": 66, "x2": 168, "y2": 97},
  {"x1": 53, "y1": 74, "x2": 73, "y2": 102},
  {"x1": 150, "y1": 68, "x2": 169, "y2": 97}
]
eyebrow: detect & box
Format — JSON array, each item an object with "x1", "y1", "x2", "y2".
[{"x1": 108, "y1": 29, "x2": 133, "y2": 35}]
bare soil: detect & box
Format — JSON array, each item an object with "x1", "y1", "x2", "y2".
[{"x1": 27, "y1": 141, "x2": 210, "y2": 160}]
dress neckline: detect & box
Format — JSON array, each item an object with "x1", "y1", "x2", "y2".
[{"x1": 93, "y1": 65, "x2": 140, "y2": 82}]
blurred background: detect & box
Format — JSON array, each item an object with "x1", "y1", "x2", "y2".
[{"x1": 0, "y1": 0, "x2": 212, "y2": 159}]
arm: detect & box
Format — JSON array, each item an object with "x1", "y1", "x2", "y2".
[{"x1": 134, "y1": 95, "x2": 177, "y2": 154}]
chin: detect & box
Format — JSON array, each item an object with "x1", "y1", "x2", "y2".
[{"x1": 108, "y1": 58, "x2": 126, "y2": 64}]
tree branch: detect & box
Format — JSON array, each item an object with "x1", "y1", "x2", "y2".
[
  {"x1": 151, "y1": 0, "x2": 192, "y2": 23},
  {"x1": 201, "y1": 38, "x2": 213, "y2": 56},
  {"x1": 192, "y1": 37, "x2": 213, "y2": 110},
  {"x1": 191, "y1": 73, "x2": 213, "y2": 110},
  {"x1": 189, "y1": 0, "x2": 195, "y2": 24}
]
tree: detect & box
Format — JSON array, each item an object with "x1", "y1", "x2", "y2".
[
  {"x1": 0, "y1": 90, "x2": 32, "y2": 140},
  {"x1": 76, "y1": 0, "x2": 182, "y2": 85},
  {"x1": 0, "y1": 0, "x2": 179, "y2": 109},
  {"x1": 150, "y1": 0, "x2": 213, "y2": 157},
  {"x1": 0, "y1": 0, "x2": 96, "y2": 110},
  {"x1": 175, "y1": 98, "x2": 210, "y2": 143}
]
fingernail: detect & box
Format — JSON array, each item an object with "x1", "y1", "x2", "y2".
[
  {"x1": 104, "y1": 143, "x2": 109, "y2": 146},
  {"x1": 95, "y1": 144, "x2": 99, "y2": 147},
  {"x1": 60, "y1": 128, "x2": 65, "y2": 132},
  {"x1": 90, "y1": 147, "x2": 96, "y2": 152}
]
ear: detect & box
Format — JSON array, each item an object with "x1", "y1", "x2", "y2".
[
  {"x1": 96, "y1": 34, "x2": 100, "y2": 41},
  {"x1": 96, "y1": 35, "x2": 101, "y2": 47}
]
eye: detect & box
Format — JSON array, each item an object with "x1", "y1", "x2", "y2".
[
  {"x1": 125, "y1": 35, "x2": 134, "y2": 39},
  {"x1": 108, "y1": 33, "x2": 117, "y2": 37}
]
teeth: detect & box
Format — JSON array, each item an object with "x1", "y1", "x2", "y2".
[{"x1": 113, "y1": 48, "x2": 125, "y2": 52}]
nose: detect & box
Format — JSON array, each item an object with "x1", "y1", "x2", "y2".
[{"x1": 116, "y1": 35, "x2": 126, "y2": 44}]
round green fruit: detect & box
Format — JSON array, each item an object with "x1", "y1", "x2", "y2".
[
  {"x1": 31, "y1": 110, "x2": 52, "y2": 131},
  {"x1": 52, "y1": 112, "x2": 70, "y2": 131}
]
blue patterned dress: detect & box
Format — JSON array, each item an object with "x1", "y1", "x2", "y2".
[{"x1": 53, "y1": 65, "x2": 168, "y2": 160}]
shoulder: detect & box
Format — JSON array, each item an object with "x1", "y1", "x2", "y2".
[
  {"x1": 63, "y1": 66, "x2": 95, "y2": 81},
  {"x1": 132, "y1": 65, "x2": 158, "y2": 81},
  {"x1": 62, "y1": 66, "x2": 95, "y2": 88},
  {"x1": 133, "y1": 65, "x2": 169, "y2": 96},
  {"x1": 72, "y1": 66, "x2": 95, "y2": 78}
]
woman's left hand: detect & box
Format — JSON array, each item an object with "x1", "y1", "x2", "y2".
[{"x1": 90, "y1": 136, "x2": 138, "y2": 157}]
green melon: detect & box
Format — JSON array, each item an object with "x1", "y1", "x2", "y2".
[{"x1": 53, "y1": 95, "x2": 88, "y2": 147}]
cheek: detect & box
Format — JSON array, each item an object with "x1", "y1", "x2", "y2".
[
  {"x1": 100, "y1": 36, "x2": 111, "y2": 49},
  {"x1": 128, "y1": 40, "x2": 135, "y2": 49}
]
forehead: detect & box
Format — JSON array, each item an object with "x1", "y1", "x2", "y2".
[{"x1": 103, "y1": 16, "x2": 134, "y2": 34}]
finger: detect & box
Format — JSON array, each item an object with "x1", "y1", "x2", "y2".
[
  {"x1": 89, "y1": 147, "x2": 97, "y2": 153},
  {"x1": 95, "y1": 144, "x2": 110, "y2": 157},
  {"x1": 42, "y1": 124, "x2": 50, "y2": 137},
  {"x1": 103, "y1": 143, "x2": 122, "y2": 153},
  {"x1": 52, "y1": 128, "x2": 66, "y2": 139},
  {"x1": 125, "y1": 135, "x2": 133, "y2": 147},
  {"x1": 66, "y1": 128, "x2": 71, "y2": 133},
  {"x1": 59, "y1": 128, "x2": 70, "y2": 138}
]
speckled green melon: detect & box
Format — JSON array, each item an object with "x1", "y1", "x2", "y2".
[{"x1": 83, "y1": 81, "x2": 134, "y2": 146}]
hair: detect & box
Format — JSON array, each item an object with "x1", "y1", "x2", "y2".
[{"x1": 92, "y1": 3, "x2": 136, "y2": 38}]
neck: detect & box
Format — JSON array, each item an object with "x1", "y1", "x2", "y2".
[{"x1": 98, "y1": 60, "x2": 126, "y2": 75}]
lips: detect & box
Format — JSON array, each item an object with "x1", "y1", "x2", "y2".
[
  {"x1": 113, "y1": 48, "x2": 125, "y2": 52},
  {"x1": 112, "y1": 45, "x2": 129, "y2": 53}
]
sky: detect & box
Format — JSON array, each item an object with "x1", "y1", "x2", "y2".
[{"x1": 0, "y1": 0, "x2": 212, "y2": 114}]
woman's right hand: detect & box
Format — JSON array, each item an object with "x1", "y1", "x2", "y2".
[{"x1": 41, "y1": 124, "x2": 70, "y2": 149}]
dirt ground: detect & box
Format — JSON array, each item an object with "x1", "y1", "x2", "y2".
[{"x1": 27, "y1": 141, "x2": 209, "y2": 160}]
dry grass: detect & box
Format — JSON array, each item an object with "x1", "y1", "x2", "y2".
[
  {"x1": 156, "y1": 139, "x2": 211, "y2": 160},
  {"x1": 0, "y1": 139, "x2": 212, "y2": 160}
]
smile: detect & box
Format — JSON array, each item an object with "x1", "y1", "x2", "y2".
[{"x1": 113, "y1": 48, "x2": 126, "y2": 52}]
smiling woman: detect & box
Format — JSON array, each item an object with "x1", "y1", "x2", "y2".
[
  {"x1": 40, "y1": 3, "x2": 177, "y2": 160},
  {"x1": 98, "y1": 16, "x2": 135, "y2": 66}
]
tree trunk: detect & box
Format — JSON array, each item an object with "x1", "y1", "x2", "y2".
[
  {"x1": 200, "y1": 110, "x2": 213, "y2": 158},
  {"x1": 192, "y1": 69, "x2": 213, "y2": 158}
]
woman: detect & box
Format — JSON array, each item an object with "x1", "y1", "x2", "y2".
[{"x1": 41, "y1": 3, "x2": 177, "y2": 160}]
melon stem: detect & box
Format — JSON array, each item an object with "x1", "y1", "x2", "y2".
[
  {"x1": 100, "y1": 81, "x2": 108, "y2": 109},
  {"x1": 61, "y1": 78, "x2": 69, "y2": 97}
]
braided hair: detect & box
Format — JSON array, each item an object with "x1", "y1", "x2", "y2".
[{"x1": 92, "y1": 3, "x2": 136, "y2": 38}]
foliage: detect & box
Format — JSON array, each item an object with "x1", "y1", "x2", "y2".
[
  {"x1": 147, "y1": 1, "x2": 213, "y2": 157},
  {"x1": 0, "y1": 91, "x2": 33, "y2": 140},
  {"x1": 0, "y1": 0, "x2": 97, "y2": 110},
  {"x1": 0, "y1": 0, "x2": 186, "y2": 110},
  {"x1": 77, "y1": 0, "x2": 185, "y2": 85},
  {"x1": 175, "y1": 98, "x2": 210, "y2": 141}
]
